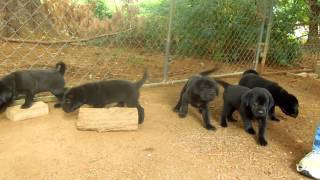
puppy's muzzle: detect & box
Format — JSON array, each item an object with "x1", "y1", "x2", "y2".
[
  {"x1": 258, "y1": 110, "x2": 266, "y2": 115},
  {"x1": 254, "y1": 109, "x2": 267, "y2": 118},
  {"x1": 62, "y1": 106, "x2": 72, "y2": 113},
  {"x1": 201, "y1": 91, "x2": 216, "y2": 101},
  {"x1": 62, "y1": 103, "x2": 76, "y2": 113},
  {"x1": 281, "y1": 107, "x2": 299, "y2": 118},
  {"x1": 290, "y1": 110, "x2": 299, "y2": 118}
]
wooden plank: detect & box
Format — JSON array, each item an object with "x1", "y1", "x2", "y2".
[
  {"x1": 5, "y1": 101, "x2": 49, "y2": 121},
  {"x1": 77, "y1": 107, "x2": 138, "y2": 132},
  {"x1": 316, "y1": 61, "x2": 320, "y2": 77}
]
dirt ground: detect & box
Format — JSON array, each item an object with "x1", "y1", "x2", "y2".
[{"x1": 0, "y1": 74, "x2": 319, "y2": 180}]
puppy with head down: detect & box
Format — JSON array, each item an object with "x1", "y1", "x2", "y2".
[
  {"x1": 0, "y1": 62, "x2": 66, "y2": 111},
  {"x1": 217, "y1": 80, "x2": 274, "y2": 146},
  {"x1": 239, "y1": 69, "x2": 299, "y2": 121},
  {"x1": 173, "y1": 68, "x2": 219, "y2": 130},
  {"x1": 62, "y1": 70, "x2": 148, "y2": 124}
]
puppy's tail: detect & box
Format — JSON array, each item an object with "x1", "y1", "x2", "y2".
[
  {"x1": 199, "y1": 67, "x2": 219, "y2": 76},
  {"x1": 243, "y1": 69, "x2": 258, "y2": 76},
  {"x1": 216, "y1": 79, "x2": 231, "y2": 89},
  {"x1": 135, "y1": 69, "x2": 148, "y2": 89},
  {"x1": 55, "y1": 61, "x2": 66, "y2": 75}
]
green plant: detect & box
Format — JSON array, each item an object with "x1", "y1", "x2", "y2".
[
  {"x1": 141, "y1": 0, "x2": 259, "y2": 62},
  {"x1": 85, "y1": 0, "x2": 310, "y2": 66},
  {"x1": 87, "y1": 0, "x2": 112, "y2": 19},
  {"x1": 268, "y1": 33, "x2": 302, "y2": 65},
  {"x1": 267, "y1": 0, "x2": 307, "y2": 65}
]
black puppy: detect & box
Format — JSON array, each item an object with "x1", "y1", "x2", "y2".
[
  {"x1": 0, "y1": 62, "x2": 66, "y2": 111},
  {"x1": 62, "y1": 70, "x2": 148, "y2": 124},
  {"x1": 173, "y1": 68, "x2": 219, "y2": 130},
  {"x1": 217, "y1": 80, "x2": 274, "y2": 146},
  {"x1": 239, "y1": 69, "x2": 299, "y2": 121}
]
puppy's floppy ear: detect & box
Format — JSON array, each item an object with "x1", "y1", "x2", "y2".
[
  {"x1": 266, "y1": 91, "x2": 275, "y2": 110},
  {"x1": 214, "y1": 83, "x2": 219, "y2": 96},
  {"x1": 215, "y1": 87, "x2": 219, "y2": 96},
  {"x1": 242, "y1": 90, "x2": 253, "y2": 107}
]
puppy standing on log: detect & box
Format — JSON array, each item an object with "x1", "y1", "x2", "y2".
[
  {"x1": 239, "y1": 69, "x2": 299, "y2": 121},
  {"x1": 173, "y1": 68, "x2": 219, "y2": 130},
  {"x1": 0, "y1": 62, "x2": 66, "y2": 111},
  {"x1": 62, "y1": 70, "x2": 148, "y2": 124},
  {"x1": 217, "y1": 80, "x2": 274, "y2": 146}
]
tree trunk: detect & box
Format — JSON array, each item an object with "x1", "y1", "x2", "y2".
[{"x1": 307, "y1": 0, "x2": 320, "y2": 45}]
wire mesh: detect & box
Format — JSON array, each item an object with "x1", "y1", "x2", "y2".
[
  {"x1": 165, "y1": 0, "x2": 265, "y2": 79},
  {"x1": 0, "y1": 0, "x2": 318, "y2": 88},
  {"x1": 263, "y1": 0, "x2": 320, "y2": 72},
  {"x1": 0, "y1": 0, "x2": 167, "y2": 85}
]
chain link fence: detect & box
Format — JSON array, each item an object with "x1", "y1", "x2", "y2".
[
  {"x1": 0, "y1": 0, "x2": 168, "y2": 85},
  {"x1": 265, "y1": 29, "x2": 320, "y2": 72},
  {"x1": 0, "y1": 0, "x2": 319, "y2": 87},
  {"x1": 163, "y1": 0, "x2": 263, "y2": 81},
  {"x1": 262, "y1": 0, "x2": 320, "y2": 72}
]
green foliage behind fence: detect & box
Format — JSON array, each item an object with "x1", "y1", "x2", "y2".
[
  {"x1": 266, "y1": 0, "x2": 306, "y2": 66},
  {"x1": 91, "y1": 0, "x2": 307, "y2": 66},
  {"x1": 87, "y1": 0, "x2": 112, "y2": 19}
]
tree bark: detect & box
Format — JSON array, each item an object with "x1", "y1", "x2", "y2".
[{"x1": 306, "y1": 0, "x2": 320, "y2": 45}]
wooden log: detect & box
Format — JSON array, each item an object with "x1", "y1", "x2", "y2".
[
  {"x1": 76, "y1": 107, "x2": 138, "y2": 132},
  {"x1": 5, "y1": 101, "x2": 49, "y2": 121},
  {"x1": 316, "y1": 61, "x2": 320, "y2": 77}
]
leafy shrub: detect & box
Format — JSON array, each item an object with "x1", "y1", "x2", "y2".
[
  {"x1": 266, "y1": 0, "x2": 307, "y2": 65},
  {"x1": 139, "y1": 0, "x2": 260, "y2": 62},
  {"x1": 268, "y1": 32, "x2": 302, "y2": 65},
  {"x1": 86, "y1": 0, "x2": 306, "y2": 66},
  {"x1": 87, "y1": 0, "x2": 112, "y2": 19}
]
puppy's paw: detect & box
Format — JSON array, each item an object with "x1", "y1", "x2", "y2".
[
  {"x1": 205, "y1": 124, "x2": 216, "y2": 131},
  {"x1": 228, "y1": 117, "x2": 237, "y2": 122},
  {"x1": 138, "y1": 119, "x2": 144, "y2": 124},
  {"x1": 54, "y1": 103, "x2": 61, "y2": 108},
  {"x1": 173, "y1": 107, "x2": 179, "y2": 113},
  {"x1": 220, "y1": 122, "x2": 228, "y2": 127},
  {"x1": 21, "y1": 103, "x2": 32, "y2": 109},
  {"x1": 270, "y1": 117, "x2": 280, "y2": 122},
  {"x1": 258, "y1": 138, "x2": 268, "y2": 146},
  {"x1": 246, "y1": 128, "x2": 256, "y2": 135},
  {"x1": 178, "y1": 113, "x2": 187, "y2": 118}
]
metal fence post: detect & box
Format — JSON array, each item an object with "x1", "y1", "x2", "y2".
[
  {"x1": 163, "y1": 0, "x2": 175, "y2": 82},
  {"x1": 258, "y1": 0, "x2": 274, "y2": 74},
  {"x1": 254, "y1": 0, "x2": 267, "y2": 70}
]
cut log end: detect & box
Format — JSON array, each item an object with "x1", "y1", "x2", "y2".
[
  {"x1": 76, "y1": 107, "x2": 138, "y2": 132},
  {"x1": 5, "y1": 101, "x2": 49, "y2": 121}
]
